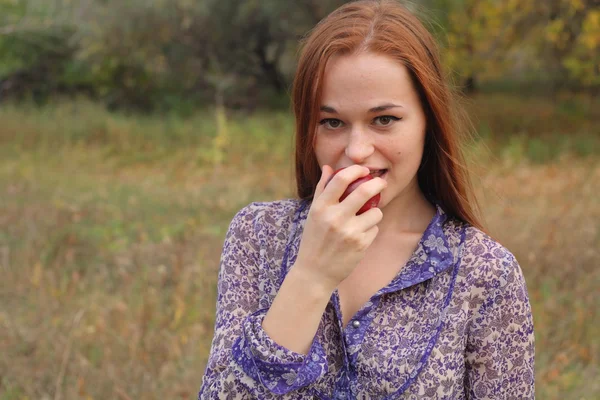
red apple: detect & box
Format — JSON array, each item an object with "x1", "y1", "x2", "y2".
[{"x1": 324, "y1": 167, "x2": 381, "y2": 215}]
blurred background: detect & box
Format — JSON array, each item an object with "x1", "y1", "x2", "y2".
[{"x1": 0, "y1": 0, "x2": 598, "y2": 399}]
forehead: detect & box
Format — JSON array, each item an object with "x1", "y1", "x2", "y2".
[{"x1": 320, "y1": 51, "x2": 418, "y2": 108}]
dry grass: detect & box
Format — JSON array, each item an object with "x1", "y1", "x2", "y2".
[
  {"x1": 476, "y1": 158, "x2": 600, "y2": 398},
  {"x1": 0, "y1": 94, "x2": 598, "y2": 399}
]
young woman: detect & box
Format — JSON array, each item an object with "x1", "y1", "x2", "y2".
[{"x1": 198, "y1": 1, "x2": 535, "y2": 398}]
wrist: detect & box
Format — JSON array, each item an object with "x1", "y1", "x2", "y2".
[{"x1": 287, "y1": 263, "x2": 336, "y2": 301}]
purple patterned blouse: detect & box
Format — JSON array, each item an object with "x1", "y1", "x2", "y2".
[{"x1": 198, "y1": 198, "x2": 535, "y2": 399}]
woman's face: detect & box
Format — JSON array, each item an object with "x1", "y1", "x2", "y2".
[{"x1": 314, "y1": 51, "x2": 428, "y2": 209}]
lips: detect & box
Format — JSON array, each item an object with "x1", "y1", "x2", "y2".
[
  {"x1": 369, "y1": 169, "x2": 387, "y2": 178},
  {"x1": 325, "y1": 167, "x2": 383, "y2": 215}
]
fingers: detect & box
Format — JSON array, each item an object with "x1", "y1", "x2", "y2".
[
  {"x1": 318, "y1": 165, "x2": 371, "y2": 205},
  {"x1": 342, "y1": 176, "x2": 387, "y2": 216},
  {"x1": 361, "y1": 224, "x2": 380, "y2": 250},
  {"x1": 314, "y1": 164, "x2": 332, "y2": 200},
  {"x1": 352, "y1": 206, "x2": 384, "y2": 232}
]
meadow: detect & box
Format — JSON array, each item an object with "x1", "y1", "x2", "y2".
[{"x1": 0, "y1": 93, "x2": 598, "y2": 399}]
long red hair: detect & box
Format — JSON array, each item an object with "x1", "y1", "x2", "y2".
[{"x1": 292, "y1": 0, "x2": 485, "y2": 231}]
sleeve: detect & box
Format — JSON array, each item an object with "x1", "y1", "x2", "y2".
[
  {"x1": 198, "y1": 203, "x2": 328, "y2": 399},
  {"x1": 464, "y1": 251, "x2": 535, "y2": 399}
]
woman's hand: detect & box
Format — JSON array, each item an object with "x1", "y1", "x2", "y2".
[{"x1": 294, "y1": 164, "x2": 387, "y2": 292}]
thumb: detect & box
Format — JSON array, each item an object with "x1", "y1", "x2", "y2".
[{"x1": 315, "y1": 164, "x2": 332, "y2": 197}]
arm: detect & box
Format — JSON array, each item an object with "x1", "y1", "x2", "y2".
[
  {"x1": 262, "y1": 258, "x2": 335, "y2": 355},
  {"x1": 198, "y1": 204, "x2": 330, "y2": 399},
  {"x1": 464, "y1": 252, "x2": 535, "y2": 399}
]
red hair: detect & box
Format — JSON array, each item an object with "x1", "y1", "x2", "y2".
[{"x1": 292, "y1": 0, "x2": 485, "y2": 231}]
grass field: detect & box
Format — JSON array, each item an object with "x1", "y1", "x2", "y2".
[{"x1": 0, "y1": 94, "x2": 599, "y2": 399}]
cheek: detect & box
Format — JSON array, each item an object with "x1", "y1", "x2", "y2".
[
  {"x1": 314, "y1": 135, "x2": 334, "y2": 165},
  {"x1": 386, "y1": 135, "x2": 425, "y2": 163},
  {"x1": 314, "y1": 135, "x2": 325, "y2": 157},
  {"x1": 315, "y1": 134, "x2": 342, "y2": 155},
  {"x1": 384, "y1": 138, "x2": 409, "y2": 160}
]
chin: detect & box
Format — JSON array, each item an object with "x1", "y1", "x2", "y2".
[{"x1": 377, "y1": 194, "x2": 388, "y2": 210}]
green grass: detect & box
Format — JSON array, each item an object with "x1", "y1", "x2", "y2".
[{"x1": 0, "y1": 93, "x2": 599, "y2": 399}]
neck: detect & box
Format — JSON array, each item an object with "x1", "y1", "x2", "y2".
[{"x1": 377, "y1": 182, "x2": 436, "y2": 238}]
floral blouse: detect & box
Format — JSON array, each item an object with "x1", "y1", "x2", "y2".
[{"x1": 198, "y1": 198, "x2": 535, "y2": 399}]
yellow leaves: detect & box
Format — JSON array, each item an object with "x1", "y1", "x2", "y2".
[
  {"x1": 564, "y1": 57, "x2": 600, "y2": 85},
  {"x1": 448, "y1": 12, "x2": 464, "y2": 27},
  {"x1": 569, "y1": 0, "x2": 585, "y2": 12},
  {"x1": 443, "y1": 0, "x2": 529, "y2": 81},
  {"x1": 562, "y1": 9, "x2": 600, "y2": 85},
  {"x1": 442, "y1": 0, "x2": 598, "y2": 88},
  {"x1": 588, "y1": 9, "x2": 600, "y2": 26},
  {"x1": 581, "y1": 10, "x2": 600, "y2": 50},
  {"x1": 507, "y1": 0, "x2": 521, "y2": 12},
  {"x1": 581, "y1": 33, "x2": 599, "y2": 50},
  {"x1": 546, "y1": 19, "x2": 566, "y2": 46}
]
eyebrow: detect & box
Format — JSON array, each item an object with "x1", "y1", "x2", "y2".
[{"x1": 320, "y1": 104, "x2": 403, "y2": 114}]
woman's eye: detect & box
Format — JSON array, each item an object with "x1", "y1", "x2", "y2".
[
  {"x1": 319, "y1": 118, "x2": 344, "y2": 129},
  {"x1": 374, "y1": 116, "x2": 400, "y2": 126}
]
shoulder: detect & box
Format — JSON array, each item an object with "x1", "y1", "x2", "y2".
[
  {"x1": 458, "y1": 223, "x2": 524, "y2": 289},
  {"x1": 233, "y1": 198, "x2": 303, "y2": 226},
  {"x1": 228, "y1": 198, "x2": 305, "y2": 240},
  {"x1": 461, "y1": 225, "x2": 518, "y2": 267}
]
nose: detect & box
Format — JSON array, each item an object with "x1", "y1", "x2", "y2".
[{"x1": 344, "y1": 127, "x2": 374, "y2": 163}]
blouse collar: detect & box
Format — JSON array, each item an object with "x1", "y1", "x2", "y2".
[{"x1": 295, "y1": 200, "x2": 456, "y2": 292}]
